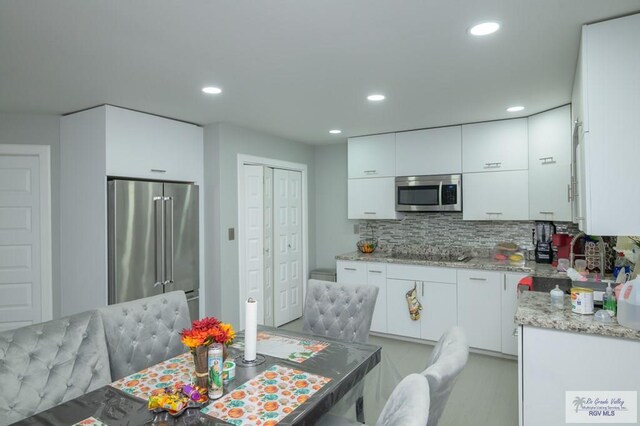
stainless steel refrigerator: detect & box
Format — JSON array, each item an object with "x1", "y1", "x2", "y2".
[{"x1": 107, "y1": 179, "x2": 199, "y2": 320}]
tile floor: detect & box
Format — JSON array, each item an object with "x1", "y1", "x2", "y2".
[{"x1": 280, "y1": 319, "x2": 518, "y2": 425}]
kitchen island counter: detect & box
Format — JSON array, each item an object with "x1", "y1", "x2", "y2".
[{"x1": 515, "y1": 290, "x2": 640, "y2": 341}]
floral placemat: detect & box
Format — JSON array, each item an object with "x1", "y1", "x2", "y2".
[
  {"x1": 200, "y1": 364, "x2": 331, "y2": 425},
  {"x1": 109, "y1": 352, "x2": 193, "y2": 400},
  {"x1": 73, "y1": 417, "x2": 108, "y2": 425},
  {"x1": 231, "y1": 331, "x2": 329, "y2": 363}
]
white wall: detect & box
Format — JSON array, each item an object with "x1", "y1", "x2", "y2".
[
  {"x1": 314, "y1": 143, "x2": 359, "y2": 269},
  {"x1": 204, "y1": 123, "x2": 316, "y2": 328},
  {"x1": 0, "y1": 113, "x2": 61, "y2": 319}
]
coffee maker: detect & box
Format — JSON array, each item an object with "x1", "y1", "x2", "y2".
[{"x1": 534, "y1": 221, "x2": 556, "y2": 264}]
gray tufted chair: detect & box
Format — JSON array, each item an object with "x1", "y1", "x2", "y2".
[
  {"x1": 0, "y1": 310, "x2": 112, "y2": 425},
  {"x1": 303, "y1": 279, "x2": 379, "y2": 344},
  {"x1": 421, "y1": 326, "x2": 469, "y2": 425},
  {"x1": 98, "y1": 291, "x2": 191, "y2": 381},
  {"x1": 317, "y1": 373, "x2": 431, "y2": 426},
  {"x1": 303, "y1": 279, "x2": 379, "y2": 423}
]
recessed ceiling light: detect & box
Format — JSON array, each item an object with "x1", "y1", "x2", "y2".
[
  {"x1": 367, "y1": 94, "x2": 385, "y2": 102},
  {"x1": 469, "y1": 22, "x2": 500, "y2": 36},
  {"x1": 202, "y1": 86, "x2": 222, "y2": 94},
  {"x1": 507, "y1": 105, "x2": 525, "y2": 112},
  {"x1": 329, "y1": 129, "x2": 342, "y2": 134}
]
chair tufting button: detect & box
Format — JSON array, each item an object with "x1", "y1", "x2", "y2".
[
  {"x1": 47, "y1": 363, "x2": 53, "y2": 369},
  {"x1": 36, "y1": 330, "x2": 43, "y2": 336},
  {"x1": 143, "y1": 304, "x2": 148, "y2": 310},
  {"x1": 39, "y1": 393, "x2": 44, "y2": 398},
  {"x1": 82, "y1": 333, "x2": 88, "y2": 339},
  {"x1": 17, "y1": 375, "x2": 23, "y2": 381},
  {"x1": 152, "y1": 334, "x2": 157, "y2": 339}
]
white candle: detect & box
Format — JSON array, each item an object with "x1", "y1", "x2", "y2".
[{"x1": 244, "y1": 298, "x2": 258, "y2": 361}]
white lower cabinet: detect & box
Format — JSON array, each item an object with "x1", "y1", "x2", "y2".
[
  {"x1": 502, "y1": 272, "x2": 528, "y2": 356},
  {"x1": 457, "y1": 270, "x2": 502, "y2": 352},
  {"x1": 336, "y1": 261, "x2": 388, "y2": 334},
  {"x1": 366, "y1": 263, "x2": 388, "y2": 333},
  {"x1": 387, "y1": 279, "x2": 422, "y2": 338}
]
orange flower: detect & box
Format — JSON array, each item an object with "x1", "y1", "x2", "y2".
[{"x1": 180, "y1": 317, "x2": 236, "y2": 349}]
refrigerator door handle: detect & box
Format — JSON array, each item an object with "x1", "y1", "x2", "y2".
[
  {"x1": 154, "y1": 196, "x2": 165, "y2": 287},
  {"x1": 164, "y1": 196, "x2": 174, "y2": 285}
]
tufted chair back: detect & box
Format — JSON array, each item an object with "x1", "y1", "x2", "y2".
[
  {"x1": 421, "y1": 326, "x2": 469, "y2": 425},
  {"x1": 98, "y1": 291, "x2": 191, "y2": 380},
  {"x1": 0, "y1": 310, "x2": 111, "y2": 424},
  {"x1": 303, "y1": 279, "x2": 379, "y2": 344}
]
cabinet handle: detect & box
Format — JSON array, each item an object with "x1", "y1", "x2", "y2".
[
  {"x1": 421, "y1": 282, "x2": 424, "y2": 297},
  {"x1": 363, "y1": 212, "x2": 376, "y2": 215},
  {"x1": 486, "y1": 212, "x2": 502, "y2": 216},
  {"x1": 567, "y1": 184, "x2": 572, "y2": 202},
  {"x1": 539, "y1": 211, "x2": 554, "y2": 215},
  {"x1": 483, "y1": 162, "x2": 502, "y2": 169},
  {"x1": 344, "y1": 267, "x2": 357, "y2": 271},
  {"x1": 503, "y1": 276, "x2": 506, "y2": 291},
  {"x1": 363, "y1": 170, "x2": 377, "y2": 174},
  {"x1": 150, "y1": 169, "x2": 167, "y2": 173},
  {"x1": 513, "y1": 327, "x2": 519, "y2": 337},
  {"x1": 469, "y1": 277, "x2": 487, "y2": 281},
  {"x1": 369, "y1": 270, "x2": 383, "y2": 273},
  {"x1": 539, "y1": 156, "x2": 556, "y2": 164}
]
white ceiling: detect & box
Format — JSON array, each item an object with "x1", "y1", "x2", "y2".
[{"x1": 0, "y1": 1, "x2": 638, "y2": 144}]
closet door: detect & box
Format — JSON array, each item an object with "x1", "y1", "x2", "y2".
[
  {"x1": 273, "y1": 169, "x2": 303, "y2": 326},
  {"x1": 243, "y1": 165, "x2": 265, "y2": 323},
  {"x1": 263, "y1": 167, "x2": 274, "y2": 327}
]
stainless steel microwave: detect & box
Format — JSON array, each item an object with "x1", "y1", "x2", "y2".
[{"x1": 395, "y1": 174, "x2": 462, "y2": 212}]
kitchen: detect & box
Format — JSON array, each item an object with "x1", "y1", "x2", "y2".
[{"x1": 0, "y1": 2, "x2": 639, "y2": 426}]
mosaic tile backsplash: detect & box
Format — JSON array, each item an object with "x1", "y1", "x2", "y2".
[{"x1": 359, "y1": 213, "x2": 580, "y2": 253}]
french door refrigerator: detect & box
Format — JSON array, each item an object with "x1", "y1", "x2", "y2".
[{"x1": 108, "y1": 179, "x2": 199, "y2": 320}]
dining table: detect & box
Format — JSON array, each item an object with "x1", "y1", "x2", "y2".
[{"x1": 14, "y1": 326, "x2": 381, "y2": 426}]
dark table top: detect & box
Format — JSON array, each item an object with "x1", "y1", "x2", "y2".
[{"x1": 15, "y1": 326, "x2": 381, "y2": 426}]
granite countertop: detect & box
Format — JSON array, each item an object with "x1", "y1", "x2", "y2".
[
  {"x1": 515, "y1": 291, "x2": 640, "y2": 341},
  {"x1": 335, "y1": 251, "x2": 565, "y2": 277}
]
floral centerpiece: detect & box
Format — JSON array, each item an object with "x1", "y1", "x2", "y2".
[{"x1": 181, "y1": 317, "x2": 235, "y2": 388}]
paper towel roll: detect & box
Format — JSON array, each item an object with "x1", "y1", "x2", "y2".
[{"x1": 244, "y1": 298, "x2": 257, "y2": 361}]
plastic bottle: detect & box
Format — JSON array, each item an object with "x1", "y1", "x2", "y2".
[
  {"x1": 603, "y1": 281, "x2": 617, "y2": 316},
  {"x1": 550, "y1": 284, "x2": 564, "y2": 311}
]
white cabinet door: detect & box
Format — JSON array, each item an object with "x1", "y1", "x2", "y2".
[
  {"x1": 462, "y1": 171, "x2": 529, "y2": 220},
  {"x1": 502, "y1": 272, "x2": 528, "y2": 356},
  {"x1": 528, "y1": 105, "x2": 571, "y2": 168},
  {"x1": 395, "y1": 126, "x2": 462, "y2": 176},
  {"x1": 457, "y1": 270, "x2": 502, "y2": 352},
  {"x1": 420, "y1": 281, "x2": 457, "y2": 342},
  {"x1": 348, "y1": 134, "x2": 396, "y2": 178},
  {"x1": 347, "y1": 177, "x2": 399, "y2": 220},
  {"x1": 367, "y1": 263, "x2": 387, "y2": 333},
  {"x1": 462, "y1": 119, "x2": 528, "y2": 173},
  {"x1": 386, "y1": 279, "x2": 421, "y2": 338},
  {"x1": 529, "y1": 164, "x2": 572, "y2": 221},
  {"x1": 336, "y1": 261, "x2": 367, "y2": 285},
  {"x1": 105, "y1": 106, "x2": 203, "y2": 182}
]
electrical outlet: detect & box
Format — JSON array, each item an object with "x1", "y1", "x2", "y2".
[
  {"x1": 354, "y1": 224, "x2": 360, "y2": 234},
  {"x1": 228, "y1": 228, "x2": 235, "y2": 240}
]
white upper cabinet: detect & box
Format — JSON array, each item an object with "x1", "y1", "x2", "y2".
[
  {"x1": 395, "y1": 126, "x2": 462, "y2": 176},
  {"x1": 348, "y1": 134, "x2": 396, "y2": 178},
  {"x1": 528, "y1": 105, "x2": 571, "y2": 168},
  {"x1": 572, "y1": 14, "x2": 640, "y2": 235},
  {"x1": 528, "y1": 105, "x2": 572, "y2": 221},
  {"x1": 347, "y1": 177, "x2": 400, "y2": 220},
  {"x1": 462, "y1": 119, "x2": 528, "y2": 173},
  {"x1": 463, "y1": 170, "x2": 529, "y2": 221},
  {"x1": 105, "y1": 106, "x2": 203, "y2": 182}
]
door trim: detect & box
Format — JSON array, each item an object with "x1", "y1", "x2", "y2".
[
  {"x1": 0, "y1": 144, "x2": 52, "y2": 322},
  {"x1": 237, "y1": 155, "x2": 308, "y2": 330}
]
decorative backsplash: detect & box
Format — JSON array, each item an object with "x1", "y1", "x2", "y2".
[{"x1": 359, "y1": 213, "x2": 580, "y2": 252}]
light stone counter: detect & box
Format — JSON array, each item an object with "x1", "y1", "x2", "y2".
[
  {"x1": 335, "y1": 251, "x2": 565, "y2": 277},
  {"x1": 515, "y1": 291, "x2": 640, "y2": 341}
]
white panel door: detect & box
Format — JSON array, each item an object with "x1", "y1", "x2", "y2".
[
  {"x1": 0, "y1": 155, "x2": 41, "y2": 331},
  {"x1": 263, "y1": 167, "x2": 274, "y2": 327},
  {"x1": 273, "y1": 169, "x2": 303, "y2": 326},
  {"x1": 243, "y1": 165, "x2": 264, "y2": 324}
]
